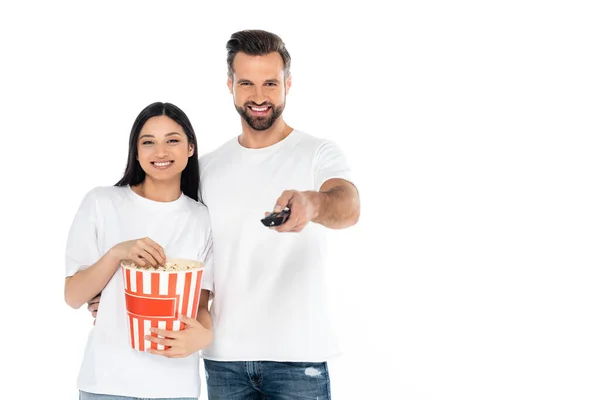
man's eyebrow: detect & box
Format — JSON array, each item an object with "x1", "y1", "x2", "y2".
[{"x1": 265, "y1": 79, "x2": 280, "y2": 84}]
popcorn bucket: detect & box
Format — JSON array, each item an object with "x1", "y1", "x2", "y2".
[{"x1": 121, "y1": 258, "x2": 204, "y2": 352}]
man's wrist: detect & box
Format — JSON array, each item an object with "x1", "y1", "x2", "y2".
[{"x1": 304, "y1": 190, "x2": 325, "y2": 222}]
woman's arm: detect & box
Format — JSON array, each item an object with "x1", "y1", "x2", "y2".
[
  {"x1": 196, "y1": 289, "x2": 213, "y2": 332},
  {"x1": 65, "y1": 237, "x2": 166, "y2": 309},
  {"x1": 64, "y1": 250, "x2": 121, "y2": 309}
]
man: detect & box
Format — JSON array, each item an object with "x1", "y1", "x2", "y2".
[{"x1": 89, "y1": 30, "x2": 360, "y2": 399}]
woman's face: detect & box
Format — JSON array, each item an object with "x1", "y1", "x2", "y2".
[{"x1": 137, "y1": 115, "x2": 194, "y2": 182}]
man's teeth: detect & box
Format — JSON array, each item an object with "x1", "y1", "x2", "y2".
[
  {"x1": 251, "y1": 106, "x2": 268, "y2": 111},
  {"x1": 153, "y1": 161, "x2": 172, "y2": 167}
]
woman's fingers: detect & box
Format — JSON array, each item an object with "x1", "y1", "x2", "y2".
[
  {"x1": 142, "y1": 246, "x2": 164, "y2": 266},
  {"x1": 144, "y1": 238, "x2": 166, "y2": 264},
  {"x1": 146, "y1": 335, "x2": 174, "y2": 346},
  {"x1": 135, "y1": 251, "x2": 153, "y2": 266}
]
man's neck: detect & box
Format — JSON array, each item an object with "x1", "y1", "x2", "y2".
[{"x1": 239, "y1": 119, "x2": 294, "y2": 149}]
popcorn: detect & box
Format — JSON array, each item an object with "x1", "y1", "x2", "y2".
[{"x1": 121, "y1": 260, "x2": 200, "y2": 271}]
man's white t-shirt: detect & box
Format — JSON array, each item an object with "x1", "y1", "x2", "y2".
[
  {"x1": 65, "y1": 185, "x2": 213, "y2": 398},
  {"x1": 199, "y1": 129, "x2": 354, "y2": 362}
]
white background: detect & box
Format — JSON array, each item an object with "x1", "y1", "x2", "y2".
[{"x1": 1, "y1": 1, "x2": 599, "y2": 399}]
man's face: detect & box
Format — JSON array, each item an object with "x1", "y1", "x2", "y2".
[{"x1": 228, "y1": 51, "x2": 291, "y2": 131}]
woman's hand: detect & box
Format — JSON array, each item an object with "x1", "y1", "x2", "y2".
[
  {"x1": 88, "y1": 293, "x2": 101, "y2": 318},
  {"x1": 109, "y1": 237, "x2": 166, "y2": 267},
  {"x1": 145, "y1": 314, "x2": 213, "y2": 358}
]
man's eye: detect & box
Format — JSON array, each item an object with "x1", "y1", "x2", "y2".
[{"x1": 266, "y1": 83, "x2": 277, "y2": 87}]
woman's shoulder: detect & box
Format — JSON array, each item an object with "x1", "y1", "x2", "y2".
[
  {"x1": 89, "y1": 185, "x2": 129, "y2": 196},
  {"x1": 181, "y1": 195, "x2": 209, "y2": 215},
  {"x1": 180, "y1": 196, "x2": 211, "y2": 227},
  {"x1": 82, "y1": 185, "x2": 129, "y2": 201},
  {"x1": 76, "y1": 185, "x2": 129, "y2": 211}
]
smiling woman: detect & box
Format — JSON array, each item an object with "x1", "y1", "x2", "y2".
[
  {"x1": 116, "y1": 102, "x2": 200, "y2": 201},
  {"x1": 63, "y1": 101, "x2": 215, "y2": 400}
]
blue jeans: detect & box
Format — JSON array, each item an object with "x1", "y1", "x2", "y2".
[
  {"x1": 203, "y1": 360, "x2": 331, "y2": 400},
  {"x1": 79, "y1": 391, "x2": 196, "y2": 400}
]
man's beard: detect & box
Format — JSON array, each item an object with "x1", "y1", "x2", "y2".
[{"x1": 236, "y1": 102, "x2": 285, "y2": 131}]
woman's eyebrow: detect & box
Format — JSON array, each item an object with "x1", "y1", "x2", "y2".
[{"x1": 139, "y1": 132, "x2": 182, "y2": 139}]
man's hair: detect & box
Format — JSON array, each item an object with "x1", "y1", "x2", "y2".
[{"x1": 226, "y1": 30, "x2": 291, "y2": 79}]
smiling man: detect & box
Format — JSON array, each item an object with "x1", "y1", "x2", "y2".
[{"x1": 198, "y1": 30, "x2": 361, "y2": 399}]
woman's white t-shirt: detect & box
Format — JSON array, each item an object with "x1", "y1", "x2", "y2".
[{"x1": 65, "y1": 185, "x2": 213, "y2": 398}]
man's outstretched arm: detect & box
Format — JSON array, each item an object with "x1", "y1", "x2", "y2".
[{"x1": 271, "y1": 178, "x2": 360, "y2": 232}]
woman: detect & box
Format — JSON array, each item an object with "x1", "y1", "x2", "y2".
[{"x1": 64, "y1": 102, "x2": 213, "y2": 400}]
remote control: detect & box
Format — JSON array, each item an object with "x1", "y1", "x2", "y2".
[{"x1": 261, "y1": 208, "x2": 290, "y2": 227}]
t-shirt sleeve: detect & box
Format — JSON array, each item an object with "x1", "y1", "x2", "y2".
[
  {"x1": 199, "y1": 230, "x2": 214, "y2": 294},
  {"x1": 313, "y1": 140, "x2": 355, "y2": 191},
  {"x1": 65, "y1": 192, "x2": 101, "y2": 278}
]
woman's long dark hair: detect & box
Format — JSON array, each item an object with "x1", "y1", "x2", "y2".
[{"x1": 115, "y1": 102, "x2": 200, "y2": 201}]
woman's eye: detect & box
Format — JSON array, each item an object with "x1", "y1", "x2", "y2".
[
  {"x1": 142, "y1": 141, "x2": 153, "y2": 145},
  {"x1": 168, "y1": 139, "x2": 180, "y2": 144}
]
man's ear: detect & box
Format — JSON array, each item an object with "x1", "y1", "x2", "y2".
[
  {"x1": 285, "y1": 74, "x2": 292, "y2": 95},
  {"x1": 227, "y1": 75, "x2": 233, "y2": 94}
]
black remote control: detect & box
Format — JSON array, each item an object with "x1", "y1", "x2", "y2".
[{"x1": 261, "y1": 208, "x2": 290, "y2": 227}]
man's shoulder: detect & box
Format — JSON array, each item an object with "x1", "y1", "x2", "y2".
[
  {"x1": 292, "y1": 129, "x2": 323, "y2": 143},
  {"x1": 199, "y1": 136, "x2": 238, "y2": 173},
  {"x1": 291, "y1": 130, "x2": 335, "y2": 154}
]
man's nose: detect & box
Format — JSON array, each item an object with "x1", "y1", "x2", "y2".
[{"x1": 250, "y1": 86, "x2": 267, "y2": 105}]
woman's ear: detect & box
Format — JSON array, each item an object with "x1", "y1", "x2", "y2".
[{"x1": 189, "y1": 144, "x2": 195, "y2": 157}]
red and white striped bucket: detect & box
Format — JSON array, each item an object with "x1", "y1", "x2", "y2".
[{"x1": 120, "y1": 258, "x2": 204, "y2": 352}]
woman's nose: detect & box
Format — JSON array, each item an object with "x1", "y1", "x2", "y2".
[{"x1": 155, "y1": 143, "x2": 169, "y2": 157}]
